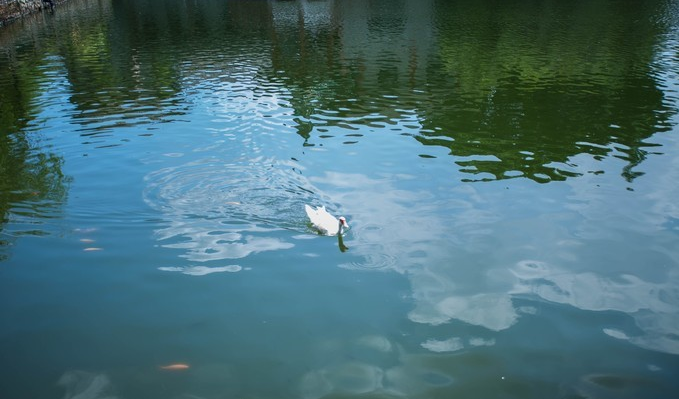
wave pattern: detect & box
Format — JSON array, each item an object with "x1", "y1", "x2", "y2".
[{"x1": 143, "y1": 156, "x2": 334, "y2": 263}]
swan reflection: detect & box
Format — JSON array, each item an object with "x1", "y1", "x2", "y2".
[{"x1": 338, "y1": 233, "x2": 349, "y2": 253}]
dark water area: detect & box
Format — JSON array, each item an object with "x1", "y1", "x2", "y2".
[{"x1": 1, "y1": 1, "x2": 679, "y2": 398}]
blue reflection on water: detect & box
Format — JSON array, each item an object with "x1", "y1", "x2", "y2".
[{"x1": 1, "y1": 0, "x2": 679, "y2": 398}]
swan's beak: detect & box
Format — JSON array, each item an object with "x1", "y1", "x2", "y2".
[{"x1": 339, "y1": 217, "x2": 349, "y2": 232}]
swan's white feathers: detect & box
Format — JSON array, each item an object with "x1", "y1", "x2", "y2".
[{"x1": 305, "y1": 205, "x2": 348, "y2": 236}]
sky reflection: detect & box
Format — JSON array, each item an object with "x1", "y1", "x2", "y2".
[
  {"x1": 315, "y1": 165, "x2": 679, "y2": 355},
  {"x1": 2, "y1": 1, "x2": 679, "y2": 397}
]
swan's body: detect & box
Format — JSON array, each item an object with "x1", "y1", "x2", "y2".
[{"x1": 305, "y1": 205, "x2": 349, "y2": 236}]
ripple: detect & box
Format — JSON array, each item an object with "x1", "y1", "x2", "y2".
[
  {"x1": 511, "y1": 259, "x2": 552, "y2": 279},
  {"x1": 58, "y1": 370, "x2": 115, "y2": 399},
  {"x1": 145, "y1": 158, "x2": 317, "y2": 228},
  {"x1": 300, "y1": 362, "x2": 384, "y2": 399},
  {"x1": 143, "y1": 157, "x2": 326, "y2": 262},
  {"x1": 340, "y1": 251, "x2": 397, "y2": 271}
]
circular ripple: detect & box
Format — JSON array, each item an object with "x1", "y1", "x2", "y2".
[
  {"x1": 144, "y1": 157, "x2": 320, "y2": 231},
  {"x1": 341, "y1": 250, "x2": 397, "y2": 271},
  {"x1": 511, "y1": 259, "x2": 552, "y2": 279},
  {"x1": 143, "y1": 157, "x2": 334, "y2": 261}
]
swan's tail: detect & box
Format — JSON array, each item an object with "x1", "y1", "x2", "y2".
[{"x1": 304, "y1": 204, "x2": 326, "y2": 219}]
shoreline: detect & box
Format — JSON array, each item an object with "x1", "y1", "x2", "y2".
[{"x1": 0, "y1": 0, "x2": 66, "y2": 27}]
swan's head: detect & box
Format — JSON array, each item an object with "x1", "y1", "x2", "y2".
[{"x1": 338, "y1": 216, "x2": 349, "y2": 230}]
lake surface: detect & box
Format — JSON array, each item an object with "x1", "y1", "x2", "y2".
[{"x1": 1, "y1": 0, "x2": 679, "y2": 398}]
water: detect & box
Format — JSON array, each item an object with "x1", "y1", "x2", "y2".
[{"x1": 1, "y1": 0, "x2": 679, "y2": 398}]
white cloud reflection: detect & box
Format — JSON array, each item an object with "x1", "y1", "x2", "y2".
[
  {"x1": 510, "y1": 258, "x2": 679, "y2": 354},
  {"x1": 316, "y1": 166, "x2": 679, "y2": 354},
  {"x1": 421, "y1": 337, "x2": 463, "y2": 353},
  {"x1": 158, "y1": 227, "x2": 294, "y2": 262},
  {"x1": 313, "y1": 172, "x2": 517, "y2": 331}
]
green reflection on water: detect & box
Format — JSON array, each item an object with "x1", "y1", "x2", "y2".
[
  {"x1": 1, "y1": 0, "x2": 679, "y2": 398},
  {"x1": 2, "y1": 0, "x2": 676, "y2": 183}
]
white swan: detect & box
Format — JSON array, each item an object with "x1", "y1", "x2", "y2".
[{"x1": 305, "y1": 205, "x2": 349, "y2": 236}]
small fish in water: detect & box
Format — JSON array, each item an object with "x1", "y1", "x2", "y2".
[
  {"x1": 83, "y1": 247, "x2": 103, "y2": 252},
  {"x1": 80, "y1": 238, "x2": 95, "y2": 243},
  {"x1": 160, "y1": 363, "x2": 190, "y2": 371}
]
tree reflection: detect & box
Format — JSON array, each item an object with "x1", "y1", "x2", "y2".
[
  {"x1": 58, "y1": 0, "x2": 186, "y2": 132},
  {"x1": 0, "y1": 5, "x2": 73, "y2": 254},
  {"x1": 264, "y1": 0, "x2": 676, "y2": 183},
  {"x1": 424, "y1": 0, "x2": 676, "y2": 182},
  {"x1": 48, "y1": 0, "x2": 677, "y2": 184},
  {"x1": 0, "y1": 88, "x2": 69, "y2": 258},
  {"x1": 1, "y1": 0, "x2": 676, "y2": 228}
]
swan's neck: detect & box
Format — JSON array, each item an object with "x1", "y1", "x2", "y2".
[{"x1": 338, "y1": 221, "x2": 344, "y2": 235}]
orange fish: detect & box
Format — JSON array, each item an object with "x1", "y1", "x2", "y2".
[{"x1": 160, "y1": 363, "x2": 190, "y2": 371}]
